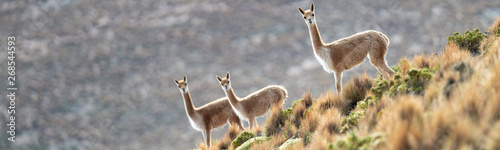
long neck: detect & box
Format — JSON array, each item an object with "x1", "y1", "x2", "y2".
[
  {"x1": 308, "y1": 23, "x2": 325, "y2": 52},
  {"x1": 225, "y1": 88, "x2": 240, "y2": 107},
  {"x1": 182, "y1": 91, "x2": 197, "y2": 117}
]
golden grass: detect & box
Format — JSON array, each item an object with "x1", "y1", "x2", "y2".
[
  {"x1": 440, "y1": 43, "x2": 475, "y2": 69},
  {"x1": 341, "y1": 73, "x2": 373, "y2": 113},
  {"x1": 358, "y1": 96, "x2": 389, "y2": 133},
  {"x1": 412, "y1": 53, "x2": 439, "y2": 69},
  {"x1": 486, "y1": 122, "x2": 500, "y2": 150},
  {"x1": 314, "y1": 91, "x2": 346, "y2": 114},
  {"x1": 263, "y1": 107, "x2": 287, "y2": 136},
  {"x1": 297, "y1": 106, "x2": 319, "y2": 139},
  {"x1": 302, "y1": 90, "x2": 313, "y2": 108},
  {"x1": 316, "y1": 109, "x2": 343, "y2": 136},
  {"x1": 212, "y1": 125, "x2": 242, "y2": 150}
]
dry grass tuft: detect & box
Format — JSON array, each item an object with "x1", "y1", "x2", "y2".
[
  {"x1": 481, "y1": 18, "x2": 500, "y2": 56},
  {"x1": 443, "y1": 119, "x2": 480, "y2": 150},
  {"x1": 302, "y1": 90, "x2": 313, "y2": 109},
  {"x1": 388, "y1": 122, "x2": 421, "y2": 150},
  {"x1": 269, "y1": 134, "x2": 290, "y2": 148},
  {"x1": 317, "y1": 109, "x2": 343, "y2": 136},
  {"x1": 396, "y1": 97, "x2": 424, "y2": 125},
  {"x1": 342, "y1": 73, "x2": 373, "y2": 114},
  {"x1": 455, "y1": 93, "x2": 484, "y2": 121},
  {"x1": 486, "y1": 122, "x2": 500, "y2": 150},
  {"x1": 358, "y1": 97, "x2": 388, "y2": 133},
  {"x1": 198, "y1": 143, "x2": 209, "y2": 150},
  {"x1": 290, "y1": 90, "x2": 315, "y2": 129},
  {"x1": 213, "y1": 125, "x2": 242, "y2": 150},
  {"x1": 413, "y1": 53, "x2": 438, "y2": 69},
  {"x1": 480, "y1": 38, "x2": 500, "y2": 90},
  {"x1": 399, "y1": 58, "x2": 411, "y2": 76},
  {"x1": 483, "y1": 93, "x2": 500, "y2": 124},
  {"x1": 489, "y1": 16, "x2": 500, "y2": 32},
  {"x1": 377, "y1": 97, "x2": 425, "y2": 150},
  {"x1": 440, "y1": 43, "x2": 473, "y2": 69},
  {"x1": 228, "y1": 125, "x2": 243, "y2": 140},
  {"x1": 314, "y1": 91, "x2": 347, "y2": 114},
  {"x1": 291, "y1": 100, "x2": 306, "y2": 128},
  {"x1": 298, "y1": 107, "x2": 320, "y2": 145},
  {"x1": 264, "y1": 107, "x2": 288, "y2": 136}
]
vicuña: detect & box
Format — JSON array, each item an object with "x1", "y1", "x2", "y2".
[
  {"x1": 175, "y1": 76, "x2": 243, "y2": 147},
  {"x1": 298, "y1": 2, "x2": 395, "y2": 93},
  {"x1": 216, "y1": 72, "x2": 287, "y2": 129}
]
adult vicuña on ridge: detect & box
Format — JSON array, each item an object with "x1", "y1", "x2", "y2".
[
  {"x1": 174, "y1": 76, "x2": 244, "y2": 147},
  {"x1": 298, "y1": 2, "x2": 395, "y2": 93},
  {"x1": 216, "y1": 72, "x2": 288, "y2": 129}
]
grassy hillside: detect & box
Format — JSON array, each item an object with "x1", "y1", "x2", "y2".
[
  {"x1": 1, "y1": 1, "x2": 500, "y2": 149},
  {"x1": 200, "y1": 18, "x2": 500, "y2": 150}
]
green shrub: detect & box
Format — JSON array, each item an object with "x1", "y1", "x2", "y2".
[
  {"x1": 494, "y1": 27, "x2": 500, "y2": 37},
  {"x1": 340, "y1": 110, "x2": 365, "y2": 133},
  {"x1": 370, "y1": 66, "x2": 436, "y2": 99},
  {"x1": 448, "y1": 28, "x2": 486, "y2": 55},
  {"x1": 232, "y1": 131, "x2": 257, "y2": 148}
]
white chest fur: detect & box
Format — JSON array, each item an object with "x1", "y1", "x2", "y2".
[
  {"x1": 313, "y1": 48, "x2": 334, "y2": 73},
  {"x1": 229, "y1": 102, "x2": 248, "y2": 121},
  {"x1": 188, "y1": 114, "x2": 204, "y2": 131}
]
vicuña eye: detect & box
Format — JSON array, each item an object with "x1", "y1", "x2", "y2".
[
  {"x1": 304, "y1": 17, "x2": 306, "y2": 19},
  {"x1": 312, "y1": 14, "x2": 314, "y2": 16}
]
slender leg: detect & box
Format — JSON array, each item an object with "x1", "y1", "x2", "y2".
[
  {"x1": 375, "y1": 67, "x2": 389, "y2": 79},
  {"x1": 382, "y1": 63, "x2": 395, "y2": 78},
  {"x1": 237, "y1": 122, "x2": 244, "y2": 130},
  {"x1": 230, "y1": 115, "x2": 244, "y2": 130},
  {"x1": 249, "y1": 117, "x2": 255, "y2": 129},
  {"x1": 205, "y1": 128, "x2": 211, "y2": 147},
  {"x1": 335, "y1": 71, "x2": 343, "y2": 93},
  {"x1": 370, "y1": 59, "x2": 391, "y2": 79},
  {"x1": 253, "y1": 118, "x2": 259, "y2": 128},
  {"x1": 201, "y1": 130, "x2": 207, "y2": 146},
  {"x1": 379, "y1": 64, "x2": 394, "y2": 79}
]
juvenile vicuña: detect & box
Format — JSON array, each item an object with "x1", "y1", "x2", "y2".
[
  {"x1": 174, "y1": 76, "x2": 243, "y2": 147},
  {"x1": 216, "y1": 72, "x2": 287, "y2": 129}
]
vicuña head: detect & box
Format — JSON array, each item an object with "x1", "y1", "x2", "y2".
[
  {"x1": 298, "y1": 2, "x2": 316, "y2": 26},
  {"x1": 217, "y1": 73, "x2": 231, "y2": 91},
  {"x1": 298, "y1": 2, "x2": 395, "y2": 93},
  {"x1": 174, "y1": 76, "x2": 243, "y2": 147},
  {"x1": 175, "y1": 76, "x2": 188, "y2": 93},
  {"x1": 216, "y1": 72, "x2": 288, "y2": 129}
]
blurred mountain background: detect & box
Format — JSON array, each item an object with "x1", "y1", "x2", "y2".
[{"x1": 0, "y1": 0, "x2": 499, "y2": 149}]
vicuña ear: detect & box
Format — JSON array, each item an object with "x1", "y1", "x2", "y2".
[
  {"x1": 183, "y1": 76, "x2": 187, "y2": 82},
  {"x1": 310, "y1": 2, "x2": 314, "y2": 12},
  {"x1": 226, "y1": 72, "x2": 230, "y2": 79},
  {"x1": 298, "y1": 8, "x2": 305, "y2": 15},
  {"x1": 216, "y1": 76, "x2": 222, "y2": 82},
  {"x1": 174, "y1": 79, "x2": 179, "y2": 85}
]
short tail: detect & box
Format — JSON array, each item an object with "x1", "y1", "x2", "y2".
[
  {"x1": 280, "y1": 86, "x2": 288, "y2": 100},
  {"x1": 378, "y1": 32, "x2": 390, "y2": 45}
]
